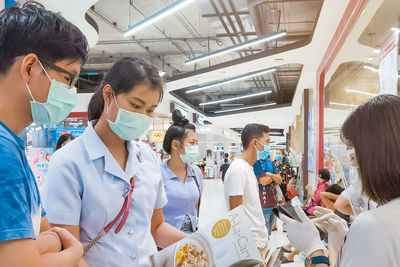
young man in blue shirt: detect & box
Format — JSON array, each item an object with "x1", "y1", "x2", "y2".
[
  {"x1": 253, "y1": 139, "x2": 282, "y2": 239},
  {"x1": 0, "y1": 2, "x2": 88, "y2": 266}
]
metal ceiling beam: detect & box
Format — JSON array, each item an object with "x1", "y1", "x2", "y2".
[
  {"x1": 97, "y1": 37, "x2": 216, "y2": 45},
  {"x1": 202, "y1": 11, "x2": 250, "y2": 17}
]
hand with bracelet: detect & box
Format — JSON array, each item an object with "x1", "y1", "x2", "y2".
[{"x1": 279, "y1": 205, "x2": 330, "y2": 266}]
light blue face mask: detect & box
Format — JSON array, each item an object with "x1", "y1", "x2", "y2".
[
  {"x1": 256, "y1": 140, "x2": 271, "y2": 160},
  {"x1": 25, "y1": 61, "x2": 77, "y2": 124},
  {"x1": 107, "y1": 95, "x2": 153, "y2": 141},
  {"x1": 275, "y1": 155, "x2": 283, "y2": 162},
  {"x1": 178, "y1": 143, "x2": 199, "y2": 163}
]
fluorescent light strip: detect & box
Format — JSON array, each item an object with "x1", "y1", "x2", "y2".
[
  {"x1": 187, "y1": 67, "x2": 277, "y2": 94},
  {"x1": 329, "y1": 102, "x2": 358, "y2": 108},
  {"x1": 214, "y1": 102, "x2": 276, "y2": 114},
  {"x1": 199, "y1": 91, "x2": 272, "y2": 106},
  {"x1": 123, "y1": 0, "x2": 196, "y2": 37},
  {"x1": 363, "y1": 65, "x2": 379, "y2": 72},
  {"x1": 391, "y1": 27, "x2": 400, "y2": 33},
  {"x1": 345, "y1": 89, "x2": 377, "y2": 97},
  {"x1": 185, "y1": 31, "x2": 287, "y2": 65}
]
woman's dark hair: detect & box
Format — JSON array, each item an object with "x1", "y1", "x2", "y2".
[
  {"x1": 56, "y1": 133, "x2": 74, "y2": 150},
  {"x1": 341, "y1": 94, "x2": 400, "y2": 204},
  {"x1": 241, "y1": 123, "x2": 270, "y2": 149},
  {"x1": 325, "y1": 184, "x2": 344, "y2": 195},
  {"x1": 163, "y1": 110, "x2": 196, "y2": 154},
  {"x1": 318, "y1": 169, "x2": 330, "y2": 181},
  {"x1": 0, "y1": 1, "x2": 88, "y2": 74},
  {"x1": 88, "y1": 57, "x2": 163, "y2": 121}
]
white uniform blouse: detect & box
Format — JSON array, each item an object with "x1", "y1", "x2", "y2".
[{"x1": 42, "y1": 122, "x2": 167, "y2": 267}]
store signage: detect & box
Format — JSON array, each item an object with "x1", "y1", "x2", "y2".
[
  {"x1": 149, "y1": 130, "x2": 165, "y2": 143},
  {"x1": 379, "y1": 32, "x2": 399, "y2": 95},
  {"x1": 197, "y1": 126, "x2": 211, "y2": 134}
]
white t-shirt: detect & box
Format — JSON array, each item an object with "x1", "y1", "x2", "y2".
[
  {"x1": 337, "y1": 198, "x2": 400, "y2": 267},
  {"x1": 224, "y1": 158, "x2": 269, "y2": 248}
]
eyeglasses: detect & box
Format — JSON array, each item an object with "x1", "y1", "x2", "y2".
[{"x1": 39, "y1": 59, "x2": 79, "y2": 87}]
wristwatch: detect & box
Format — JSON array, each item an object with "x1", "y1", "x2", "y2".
[{"x1": 311, "y1": 255, "x2": 330, "y2": 265}]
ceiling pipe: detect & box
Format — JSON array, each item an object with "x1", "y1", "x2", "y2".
[{"x1": 247, "y1": 0, "x2": 281, "y2": 101}]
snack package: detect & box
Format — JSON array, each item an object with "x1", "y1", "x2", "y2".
[{"x1": 149, "y1": 206, "x2": 261, "y2": 267}]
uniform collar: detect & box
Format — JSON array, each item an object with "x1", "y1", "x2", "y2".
[
  {"x1": 161, "y1": 160, "x2": 195, "y2": 180},
  {"x1": 81, "y1": 121, "x2": 140, "y2": 184}
]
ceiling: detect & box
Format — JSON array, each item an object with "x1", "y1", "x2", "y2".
[
  {"x1": 27, "y1": 0, "x2": 395, "y2": 134},
  {"x1": 79, "y1": 0, "x2": 323, "y2": 117}
]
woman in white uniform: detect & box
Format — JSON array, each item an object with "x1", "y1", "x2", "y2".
[
  {"x1": 43, "y1": 57, "x2": 186, "y2": 267},
  {"x1": 280, "y1": 95, "x2": 400, "y2": 267}
]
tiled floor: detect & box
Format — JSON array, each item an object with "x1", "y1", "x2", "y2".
[{"x1": 199, "y1": 178, "x2": 304, "y2": 267}]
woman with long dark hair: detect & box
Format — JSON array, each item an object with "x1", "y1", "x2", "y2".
[
  {"x1": 43, "y1": 57, "x2": 186, "y2": 267},
  {"x1": 280, "y1": 95, "x2": 400, "y2": 267}
]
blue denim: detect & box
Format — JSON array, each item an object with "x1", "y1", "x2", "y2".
[{"x1": 262, "y1": 207, "x2": 276, "y2": 236}]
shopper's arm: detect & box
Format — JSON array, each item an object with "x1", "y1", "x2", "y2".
[
  {"x1": 258, "y1": 175, "x2": 273, "y2": 185},
  {"x1": 320, "y1": 192, "x2": 339, "y2": 212},
  {"x1": 151, "y1": 209, "x2": 187, "y2": 249},
  {"x1": 0, "y1": 228, "x2": 82, "y2": 267},
  {"x1": 40, "y1": 216, "x2": 52, "y2": 232},
  {"x1": 266, "y1": 172, "x2": 282, "y2": 184},
  {"x1": 334, "y1": 195, "x2": 354, "y2": 216},
  {"x1": 52, "y1": 225, "x2": 89, "y2": 267},
  {"x1": 229, "y1": 195, "x2": 243, "y2": 210}
]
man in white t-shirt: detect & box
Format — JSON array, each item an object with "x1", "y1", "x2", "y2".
[{"x1": 224, "y1": 124, "x2": 271, "y2": 252}]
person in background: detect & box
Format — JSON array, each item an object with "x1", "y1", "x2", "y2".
[
  {"x1": 43, "y1": 58, "x2": 187, "y2": 267},
  {"x1": 160, "y1": 110, "x2": 203, "y2": 234},
  {"x1": 0, "y1": 2, "x2": 89, "y2": 266},
  {"x1": 224, "y1": 123, "x2": 272, "y2": 254},
  {"x1": 303, "y1": 169, "x2": 331, "y2": 216},
  {"x1": 219, "y1": 158, "x2": 230, "y2": 182},
  {"x1": 253, "y1": 141, "x2": 282, "y2": 239},
  {"x1": 275, "y1": 150, "x2": 297, "y2": 203},
  {"x1": 56, "y1": 133, "x2": 75, "y2": 150},
  {"x1": 281, "y1": 95, "x2": 400, "y2": 267}
]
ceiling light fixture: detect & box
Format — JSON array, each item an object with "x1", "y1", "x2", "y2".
[
  {"x1": 214, "y1": 102, "x2": 276, "y2": 114},
  {"x1": 373, "y1": 49, "x2": 380, "y2": 54},
  {"x1": 391, "y1": 27, "x2": 400, "y2": 33},
  {"x1": 363, "y1": 65, "x2": 379, "y2": 72},
  {"x1": 199, "y1": 91, "x2": 273, "y2": 106},
  {"x1": 158, "y1": 71, "x2": 166, "y2": 77},
  {"x1": 344, "y1": 89, "x2": 377, "y2": 97},
  {"x1": 185, "y1": 31, "x2": 287, "y2": 65},
  {"x1": 367, "y1": 56, "x2": 373, "y2": 61},
  {"x1": 329, "y1": 102, "x2": 358, "y2": 108},
  {"x1": 123, "y1": 0, "x2": 196, "y2": 37},
  {"x1": 186, "y1": 67, "x2": 277, "y2": 94}
]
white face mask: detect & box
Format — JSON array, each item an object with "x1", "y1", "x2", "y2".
[
  {"x1": 107, "y1": 94, "x2": 152, "y2": 141},
  {"x1": 26, "y1": 60, "x2": 77, "y2": 124}
]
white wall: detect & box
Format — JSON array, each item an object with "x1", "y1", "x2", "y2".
[{"x1": 0, "y1": 1, "x2": 4, "y2": 11}]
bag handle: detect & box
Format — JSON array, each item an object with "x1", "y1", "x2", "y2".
[
  {"x1": 192, "y1": 170, "x2": 201, "y2": 218},
  {"x1": 84, "y1": 176, "x2": 135, "y2": 254}
]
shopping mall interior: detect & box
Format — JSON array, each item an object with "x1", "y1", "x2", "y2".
[{"x1": 0, "y1": 0, "x2": 399, "y2": 266}]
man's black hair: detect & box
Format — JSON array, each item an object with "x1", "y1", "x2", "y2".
[{"x1": 0, "y1": 1, "x2": 89, "y2": 74}]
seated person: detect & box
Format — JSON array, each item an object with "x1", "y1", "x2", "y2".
[
  {"x1": 304, "y1": 169, "x2": 331, "y2": 216},
  {"x1": 320, "y1": 184, "x2": 349, "y2": 222}
]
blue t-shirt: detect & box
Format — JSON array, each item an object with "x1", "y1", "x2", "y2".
[
  {"x1": 253, "y1": 158, "x2": 277, "y2": 178},
  {"x1": 0, "y1": 121, "x2": 45, "y2": 242}
]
